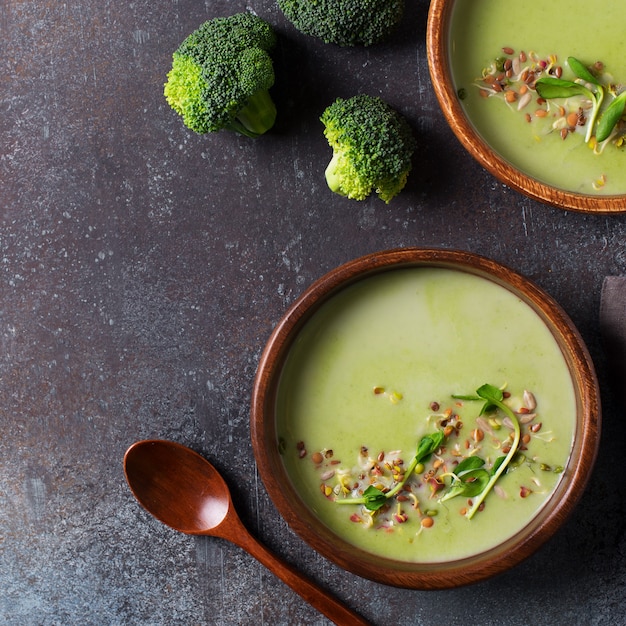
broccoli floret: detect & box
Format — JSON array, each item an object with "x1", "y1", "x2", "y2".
[
  {"x1": 164, "y1": 13, "x2": 277, "y2": 138},
  {"x1": 320, "y1": 95, "x2": 416, "y2": 203},
  {"x1": 276, "y1": 0, "x2": 404, "y2": 47}
]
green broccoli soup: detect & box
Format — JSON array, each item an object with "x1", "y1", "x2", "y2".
[
  {"x1": 449, "y1": 0, "x2": 626, "y2": 194},
  {"x1": 276, "y1": 268, "x2": 576, "y2": 563}
]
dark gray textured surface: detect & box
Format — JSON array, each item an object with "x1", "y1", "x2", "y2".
[{"x1": 1, "y1": 1, "x2": 625, "y2": 624}]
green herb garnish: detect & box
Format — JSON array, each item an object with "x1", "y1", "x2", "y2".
[
  {"x1": 439, "y1": 456, "x2": 490, "y2": 502},
  {"x1": 448, "y1": 383, "x2": 521, "y2": 519},
  {"x1": 596, "y1": 91, "x2": 626, "y2": 142},
  {"x1": 535, "y1": 56, "x2": 606, "y2": 143},
  {"x1": 336, "y1": 430, "x2": 445, "y2": 511}
]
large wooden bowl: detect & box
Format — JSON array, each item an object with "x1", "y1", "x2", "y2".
[
  {"x1": 427, "y1": 0, "x2": 626, "y2": 213},
  {"x1": 250, "y1": 248, "x2": 600, "y2": 589}
]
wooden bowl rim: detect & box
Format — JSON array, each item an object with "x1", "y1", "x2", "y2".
[
  {"x1": 426, "y1": 0, "x2": 626, "y2": 214},
  {"x1": 250, "y1": 248, "x2": 601, "y2": 589}
]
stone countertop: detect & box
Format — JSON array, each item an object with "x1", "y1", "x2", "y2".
[{"x1": 1, "y1": 1, "x2": 625, "y2": 624}]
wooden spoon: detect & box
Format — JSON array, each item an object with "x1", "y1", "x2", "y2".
[{"x1": 123, "y1": 439, "x2": 370, "y2": 626}]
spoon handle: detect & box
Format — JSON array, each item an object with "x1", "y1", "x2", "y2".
[{"x1": 228, "y1": 522, "x2": 371, "y2": 625}]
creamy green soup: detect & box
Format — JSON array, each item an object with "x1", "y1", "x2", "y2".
[
  {"x1": 276, "y1": 268, "x2": 576, "y2": 563},
  {"x1": 450, "y1": 0, "x2": 626, "y2": 194}
]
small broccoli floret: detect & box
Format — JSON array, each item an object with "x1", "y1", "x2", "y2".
[
  {"x1": 276, "y1": 0, "x2": 404, "y2": 47},
  {"x1": 321, "y1": 94, "x2": 416, "y2": 203},
  {"x1": 164, "y1": 13, "x2": 277, "y2": 138}
]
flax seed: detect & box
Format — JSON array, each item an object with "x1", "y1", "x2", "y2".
[
  {"x1": 311, "y1": 451, "x2": 324, "y2": 464},
  {"x1": 567, "y1": 112, "x2": 579, "y2": 127}
]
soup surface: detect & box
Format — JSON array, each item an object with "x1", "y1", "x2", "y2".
[
  {"x1": 450, "y1": 0, "x2": 626, "y2": 194},
  {"x1": 276, "y1": 267, "x2": 576, "y2": 563}
]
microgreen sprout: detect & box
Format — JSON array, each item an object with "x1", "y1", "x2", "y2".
[
  {"x1": 477, "y1": 50, "x2": 626, "y2": 156},
  {"x1": 535, "y1": 57, "x2": 605, "y2": 143},
  {"x1": 448, "y1": 383, "x2": 521, "y2": 519},
  {"x1": 596, "y1": 91, "x2": 626, "y2": 142},
  {"x1": 335, "y1": 430, "x2": 445, "y2": 511}
]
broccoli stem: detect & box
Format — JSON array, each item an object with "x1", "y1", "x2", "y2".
[
  {"x1": 324, "y1": 152, "x2": 347, "y2": 196},
  {"x1": 229, "y1": 89, "x2": 277, "y2": 138}
]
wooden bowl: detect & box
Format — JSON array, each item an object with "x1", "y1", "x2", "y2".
[
  {"x1": 251, "y1": 248, "x2": 600, "y2": 589},
  {"x1": 427, "y1": 0, "x2": 626, "y2": 213}
]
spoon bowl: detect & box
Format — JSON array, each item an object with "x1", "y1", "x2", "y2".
[
  {"x1": 124, "y1": 439, "x2": 231, "y2": 535},
  {"x1": 123, "y1": 440, "x2": 370, "y2": 626}
]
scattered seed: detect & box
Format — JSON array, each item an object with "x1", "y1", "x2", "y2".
[
  {"x1": 488, "y1": 417, "x2": 502, "y2": 430},
  {"x1": 475, "y1": 416, "x2": 493, "y2": 436},
  {"x1": 517, "y1": 92, "x2": 532, "y2": 110},
  {"x1": 430, "y1": 401, "x2": 440, "y2": 411},
  {"x1": 389, "y1": 391, "x2": 403, "y2": 404},
  {"x1": 518, "y1": 412, "x2": 537, "y2": 424},
  {"x1": 530, "y1": 422, "x2": 543, "y2": 433},
  {"x1": 520, "y1": 486, "x2": 532, "y2": 498},
  {"x1": 505, "y1": 90, "x2": 517, "y2": 103},
  {"x1": 502, "y1": 46, "x2": 514, "y2": 55},
  {"x1": 320, "y1": 470, "x2": 335, "y2": 481},
  {"x1": 535, "y1": 109, "x2": 548, "y2": 118},
  {"x1": 311, "y1": 451, "x2": 324, "y2": 464},
  {"x1": 421, "y1": 516, "x2": 434, "y2": 528},
  {"x1": 523, "y1": 390, "x2": 537, "y2": 411}
]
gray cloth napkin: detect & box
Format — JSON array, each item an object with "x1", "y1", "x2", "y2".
[{"x1": 600, "y1": 276, "x2": 626, "y2": 388}]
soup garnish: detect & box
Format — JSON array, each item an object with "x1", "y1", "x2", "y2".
[
  {"x1": 299, "y1": 383, "x2": 564, "y2": 534},
  {"x1": 470, "y1": 49, "x2": 626, "y2": 188}
]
